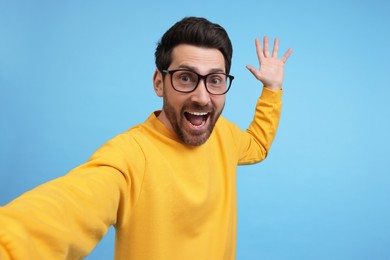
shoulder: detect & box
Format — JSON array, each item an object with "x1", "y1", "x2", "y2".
[
  {"x1": 89, "y1": 123, "x2": 148, "y2": 162},
  {"x1": 214, "y1": 115, "x2": 245, "y2": 146},
  {"x1": 215, "y1": 115, "x2": 241, "y2": 133}
]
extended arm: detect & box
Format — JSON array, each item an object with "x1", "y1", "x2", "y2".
[
  {"x1": 0, "y1": 134, "x2": 142, "y2": 259},
  {"x1": 238, "y1": 37, "x2": 292, "y2": 164}
]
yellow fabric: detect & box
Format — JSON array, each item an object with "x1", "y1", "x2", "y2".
[{"x1": 0, "y1": 88, "x2": 282, "y2": 260}]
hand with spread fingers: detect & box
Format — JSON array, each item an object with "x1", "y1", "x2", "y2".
[{"x1": 246, "y1": 36, "x2": 293, "y2": 91}]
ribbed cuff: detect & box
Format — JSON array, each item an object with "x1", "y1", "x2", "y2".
[{"x1": 260, "y1": 87, "x2": 283, "y2": 103}]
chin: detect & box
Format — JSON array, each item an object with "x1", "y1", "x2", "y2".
[{"x1": 180, "y1": 131, "x2": 211, "y2": 146}]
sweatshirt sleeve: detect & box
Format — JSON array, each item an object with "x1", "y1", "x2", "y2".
[
  {"x1": 237, "y1": 88, "x2": 282, "y2": 165},
  {"x1": 0, "y1": 132, "x2": 145, "y2": 259}
]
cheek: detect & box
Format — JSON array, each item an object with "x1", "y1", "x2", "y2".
[
  {"x1": 164, "y1": 91, "x2": 187, "y2": 111},
  {"x1": 212, "y1": 96, "x2": 226, "y2": 111}
]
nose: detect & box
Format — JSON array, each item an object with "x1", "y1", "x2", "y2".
[{"x1": 190, "y1": 79, "x2": 211, "y2": 105}]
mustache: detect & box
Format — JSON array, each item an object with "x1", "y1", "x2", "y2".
[{"x1": 182, "y1": 103, "x2": 214, "y2": 113}]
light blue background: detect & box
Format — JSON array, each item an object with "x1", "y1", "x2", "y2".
[{"x1": 1, "y1": 0, "x2": 389, "y2": 259}]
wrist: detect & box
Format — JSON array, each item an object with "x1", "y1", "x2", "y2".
[{"x1": 263, "y1": 85, "x2": 282, "y2": 91}]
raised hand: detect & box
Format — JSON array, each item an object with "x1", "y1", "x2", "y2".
[{"x1": 246, "y1": 36, "x2": 292, "y2": 91}]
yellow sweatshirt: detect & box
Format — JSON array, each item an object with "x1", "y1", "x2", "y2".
[{"x1": 0, "y1": 88, "x2": 282, "y2": 260}]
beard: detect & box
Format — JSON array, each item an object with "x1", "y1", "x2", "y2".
[{"x1": 162, "y1": 92, "x2": 224, "y2": 146}]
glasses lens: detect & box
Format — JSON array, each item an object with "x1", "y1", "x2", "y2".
[
  {"x1": 206, "y1": 74, "x2": 230, "y2": 95},
  {"x1": 172, "y1": 70, "x2": 198, "y2": 92}
]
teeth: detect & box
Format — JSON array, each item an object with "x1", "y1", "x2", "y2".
[{"x1": 188, "y1": 112, "x2": 208, "y2": 116}]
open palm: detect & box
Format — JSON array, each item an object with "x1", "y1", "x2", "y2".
[{"x1": 246, "y1": 36, "x2": 292, "y2": 91}]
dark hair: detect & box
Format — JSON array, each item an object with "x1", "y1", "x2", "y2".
[{"x1": 155, "y1": 17, "x2": 233, "y2": 74}]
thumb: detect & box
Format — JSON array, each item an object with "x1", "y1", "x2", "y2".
[
  {"x1": 246, "y1": 65, "x2": 261, "y2": 80},
  {"x1": 246, "y1": 65, "x2": 255, "y2": 72}
]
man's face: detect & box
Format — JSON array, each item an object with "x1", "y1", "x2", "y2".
[{"x1": 154, "y1": 44, "x2": 227, "y2": 146}]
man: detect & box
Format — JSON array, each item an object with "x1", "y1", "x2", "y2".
[{"x1": 0, "y1": 17, "x2": 292, "y2": 259}]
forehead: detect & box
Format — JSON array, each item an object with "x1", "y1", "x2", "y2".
[{"x1": 170, "y1": 44, "x2": 225, "y2": 73}]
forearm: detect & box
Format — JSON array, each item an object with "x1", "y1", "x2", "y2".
[
  {"x1": 238, "y1": 87, "x2": 282, "y2": 164},
  {"x1": 0, "y1": 166, "x2": 125, "y2": 259}
]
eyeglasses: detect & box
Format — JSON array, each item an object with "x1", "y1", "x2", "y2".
[{"x1": 162, "y1": 69, "x2": 234, "y2": 95}]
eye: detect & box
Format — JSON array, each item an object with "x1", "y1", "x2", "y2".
[
  {"x1": 176, "y1": 71, "x2": 197, "y2": 84},
  {"x1": 180, "y1": 74, "x2": 191, "y2": 82},
  {"x1": 208, "y1": 75, "x2": 224, "y2": 85},
  {"x1": 211, "y1": 78, "x2": 221, "y2": 84}
]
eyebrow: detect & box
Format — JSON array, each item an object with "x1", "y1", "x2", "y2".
[{"x1": 176, "y1": 64, "x2": 225, "y2": 74}]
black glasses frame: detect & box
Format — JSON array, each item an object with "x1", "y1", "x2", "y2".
[{"x1": 162, "y1": 69, "x2": 234, "y2": 95}]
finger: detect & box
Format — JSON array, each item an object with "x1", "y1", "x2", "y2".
[
  {"x1": 263, "y1": 36, "x2": 270, "y2": 57},
  {"x1": 272, "y1": 38, "x2": 279, "y2": 58},
  {"x1": 255, "y1": 38, "x2": 264, "y2": 63},
  {"x1": 281, "y1": 48, "x2": 293, "y2": 63}
]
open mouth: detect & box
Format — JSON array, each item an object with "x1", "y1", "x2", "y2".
[{"x1": 184, "y1": 111, "x2": 210, "y2": 128}]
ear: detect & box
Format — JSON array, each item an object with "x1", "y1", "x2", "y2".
[{"x1": 153, "y1": 69, "x2": 164, "y2": 97}]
